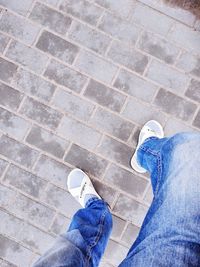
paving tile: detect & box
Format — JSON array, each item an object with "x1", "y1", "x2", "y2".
[
  {"x1": 94, "y1": 0, "x2": 135, "y2": 18},
  {"x1": 90, "y1": 107, "x2": 134, "y2": 141},
  {"x1": 113, "y1": 69, "x2": 157, "y2": 102},
  {"x1": 121, "y1": 223, "x2": 140, "y2": 246},
  {"x1": 92, "y1": 179, "x2": 116, "y2": 206},
  {"x1": 96, "y1": 136, "x2": 133, "y2": 168},
  {"x1": 122, "y1": 97, "x2": 167, "y2": 126},
  {"x1": 4, "y1": 164, "x2": 47, "y2": 198},
  {"x1": 98, "y1": 12, "x2": 140, "y2": 45},
  {"x1": 20, "y1": 97, "x2": 62, "y2": 130},
  {"x1": 58, "y1": 116, "x2": 101, "y2": 150},
  {"x1": 34, "y1": 154, "x2": 72, "y2": 188},
  {"x1": 0, "y1": 135, "x2": 39, "y2": 168},
  {"x1": 41, "y1": 183, "x2": 81, "y2": 216},
  {"x1": 143, "y1": 185, "x2": 153, "y2": 205},
  {"x1": 0, "y1": 81, "x2": 23, "y2": 111},
  {"x1": 7, "y1": 193, "x2": 55, "y2": 228},
  {"x1": 0, "y1": 32, "x2": 10, "y2": 53},
  {"x1": 0, "y1": 107, "x2": 30, "y2": 140},
  {"x1": 104, "y1": 239, "x2": 128, "y2": 266},
  {"x1": 154, "y1": 88, "x2": 197, "y2": 122},
  {"x1": 68, "y1": 20, "x2": 111, "y2": 55},
  {"x1": 193, "y1": 110, "x2": 200, "y2": 129},
  {"x1": 75, "y1": 50, "x2": 118, "y2": 84},
  {"x1": 145, "y1": 60, "x2": 189, "y2": 95},
  {"x1": 52, "y1": 88, "x2": 95, "y2": 121},
  {"x1": 43, "y1": 0, "x2": 59, "y2": 6},
  {"x1": 0, "y1": 235, "x2": 34, "y2": 266},
  {"x1": 50, "y1": 214, "x2": 71, "y2": 234},
  {"x1": 44, "y1": 59, "x2": 87, "y2": 93},
  {"x1": 29, "y1": 2, "x2": 72, "y2": 34},
  {"x1": 0, "y1": 58, "x2": 18, "y2": 83},
  {"x1": 108, "y1": 41, "x2": 148, "y2": 74},
  {"x1": 6, "y1": 41, "x2": 49, "y2": 74},
  {"x1": 26, "y1": 126, "x2": 69, "y2": 158},
  {"x1": 176, "y1": 52, "x2": 200, "y2": 78},
  {"x1": 138, "y1": 31, "x2": 180, "y2": 64},
  {"x1": 164, "y1": 117, "x2": 196, "y2": 136},
  {"x1": 84, "y1": 79, "x2": 126, "y2": 112},
  {"x1": 12, "y1": 68, "x2": 56, "y2": 102},
  {"x1": 111, "y1": 215, "x2": 126, "y2": 240},
  {"x1": 131, "y1": 2, "x2": 174, "y2": 36},
  {"x1": 0, "y1": 12, "x2": 40, "y2": 45},
  {"x1": 59, "y1": 0, "x2": 103, "y2": 25},
  {"x1": 0, "y1": 261, "x2": 18, "y2": 267},
  {"x1": 0, "y1": 158, "x2": 8, "y2": 177},
  {"x1": 185, "y1": 79, "x2": 200, "y2": 103},
  {"x1": 0, "y1": 0, "x2": 33, "y2": 16},
  {"x1": 113, "y1": 194, "x2": 148, "y2": 226},
  {"x1": 104, "y1": 164, "x2": 148, "y2": 198},
  {"x1": 0, "y1": 184, "x2": 16, "y2": 208},
  {"x1": 36, "y1": 31, "x2": 79, "y2": 64},
  {"x1": 65, "y1": 143, "x2": 109, "y2": 177}
]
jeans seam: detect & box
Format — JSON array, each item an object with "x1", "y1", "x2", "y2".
[{"x1": 85, "y1": 209, "x2": 107, "y2": 267}]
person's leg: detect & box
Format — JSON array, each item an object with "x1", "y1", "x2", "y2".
[
  {"x1": 33, "y1": 171, "x2": 112, "y2": 267},
  {"x1": 120, "y1": 132, "x2": 200, "y2": 267}
]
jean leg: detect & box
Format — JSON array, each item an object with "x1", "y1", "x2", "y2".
[
  {"x1": 119, "y1": 132, "x2": 200, "y2": 267},
  {"x1": 32, "y1": 198, "x2": 112, "y2": 267}
]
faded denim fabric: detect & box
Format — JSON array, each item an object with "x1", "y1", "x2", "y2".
[{"x1": 33, "y1": 132, "x2": 200, "y2": 267}]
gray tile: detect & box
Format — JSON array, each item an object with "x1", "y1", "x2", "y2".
[
  {"x1": 0, "y1": 32, "x2": 10, "y2": 53},
  {"x1": 121, "y1": 223, "x2": 140, "y2": 246},
  {"x1": 143, "y1": 185, "x2": 153, "y2": 205},
  {"x1": 0, "y1": 184, "x2": 16, "y2": 208},
  {"x1": 164, "y1": 117, "x2": 195, "y2": 136},
  {"x1": 104, "y1": 239, "x2": 128, "y2": 266},
  {"x1": 176, "y1": 52, "x2": 200, "y2": 78},
  {"x1": 185, "y1": 79, "x2": 200, "y2": 103},
  {"x1": 111, "y1": 215, "x2": 126, "y2": 240},
  {"x1": 0, "y1": 57, "x2": 18, "y2": 83},
  {"x1": 0, "y1": 0, "x2": 33, "y2": 16},
  {"x1": 65, "y1": 143, "x2": 109, "y2": 177},
  {"x1": 193, "y1": 110, "x2": 200, "y2": 129},
  {"x1": 0, "y1": 158, "x2": 8, "y2": 177},
  {"x1": 50, "y1": 214, "x2": 71, "y2": 234}
]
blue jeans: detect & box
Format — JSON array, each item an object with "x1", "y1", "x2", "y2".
[{"x1": 33, "y1": 132, "x2": 200, "y2": 267}]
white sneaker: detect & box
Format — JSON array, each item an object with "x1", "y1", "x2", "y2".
[
  {"x1": 131, "y1": 120, "x2": 164, "y2": 173},
  {"x1": 67, "y1": 168, "x2": 101, "y2": 207}
]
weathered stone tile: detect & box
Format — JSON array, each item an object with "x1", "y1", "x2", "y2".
[
  {"x1": 121, "y1": 223, "x2": 140, "y2": 246},
  {"x1": 143, "y1": 185, "x2": 153, "y2": 205},
  {"x1": 164, "y1": 117, "x2": 195, "y2": 136},
  {"x1": 0, "y1": 135, "x2": 39, "y2": 168},
  {"x1": 94, "y1": 0, "x2": 135, "y2": 18},
  {"x1": 113, "y1": 69, "x2": 157, "y2": 102},
  {"x1": 138, "y1": 31, "x2": 180, "y2": 64},
  {"x1": 113, "y1": 194, "x2": 148, "y2": 226},
  {"x1": 4, "y1": 164, "x2": 47, "y2": 198},
  {"x1": 0, "y1": 107, "x2": 30, "y2": 140},
  {"x1": 122, "y1": 98, "x2": 167, "y2": 126},
  {"x1": 44, "y1": 59, "x2": 87, "y2": 93},
  {"x1": 111, "y1": 215, "x2": 126, "y2": 240},
  {"x1": 154, "y1": 88, "x2": 197, "y2": 121},
  {"x1": 50, "y1": 214, "x2": 71, "y2": 234},
  {"x1": 90, "y1": 107, "x2": 134, "y2": 141},
  {"x1": 185, "y1": 79, "x2": 200, "y2": 103},
  {"x1": 6, "y1": 41, "x2": 49, "y2": 74},
  {"x1": 59, "y1": 0, "x2": 103, "y2": 25},
  {"x1": 131, "y1": 2, "x2": 174, "y2": 36},
  {"x1": 0, "y1": 32, "x2": 10, "y2": 53},
  {"x1": 176, "y1": 52, "x2": 200, "y2": 78},
  {"x1": 52, "y1": 88, "x2": 95, "y2": 121},
  {"x1": 0, "y1": 57, "x2": 18, "y2": 83},
  {"x1": 20, "y1": 97, "x2": 62, "y2": 130},
  {"x1": 97, "y1": 136, "x2": 133, "y2": 168},
  {"x1": 12, "y1": 68, "x2": 56, "y2": 102},
  {"x1": 0, "y1": 184, "x2": 16, "y2": 208},
  {"x1": 8, "y1": 193, "x2": 55, "y2": 228},
  {"x1": 104, "y1": 164, "x2": 148, "y2": 198},
  {"x1": 36, "y1": 31, "x2": 79, "y2": 64},
  {"x1": 43, "y1": 0, "x2": 59, "y2": 6},
  {"x1": 84, "y1": 80, "x2": 126, "y2": 112},
  {"x1": 1, "y1": 261, "x2": 19, "y2": 267},
  {"x1": 75, "y1": 50, "x2": 118, "y2": 84},
  {"x1": 29, "y1": 2, "x2": 72, "y2": 34},
  {"x1": 108, "y1": 41, "x2": 148, "y2": 74},
  {"x1": 193, "y1": 110, "x2": 200, "y2": 129},
  {"x1": 58, "y1": 116, "x2": 101, "y2": 150},
  {"x1": 145, "y1": 60, "x2": 189, "y2": 94},
  {"x1": 65, "y1": 143, "x2": 108, "y2": 177},
  {"x1": 104, "y1": 239, "x2": 128, "y2": 266},
  {"x1": 169, "y1": 23, "x2": 200, "y2": 53},
  {"x1": 0, "y1": 82, "x2": 23, "y2": 111},
  {"x1": 0, "y1": 158, "x2": 8, "y2": 177},
  {"x1": 0, "y1": 0, "x2": 33, "y2": 16},
  {"x1": 0, "y1": 12, "x2": 40, "y2": 45},
  {"x1": 41, "y1": 184, "x2": 81, "y2": 216},
  {"x1": 68, "y1": 20, "x2": 111, "y2": 55},
  {"x1": 34, "y1": 154, "x2": 72, "y2": 188},
  {"x1": 0, "y1": 235, "x2": 34, "y2": 266},
  {"x1": 98, "y1": 12, "x2": 140, "y2": 45},
  {"x1": 26, "y1": 126, "x2": 69, "y2": 158}
]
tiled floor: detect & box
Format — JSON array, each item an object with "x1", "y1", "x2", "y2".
[{"x1": 0, "y1": 0, "x2": 200, "y2": 266}]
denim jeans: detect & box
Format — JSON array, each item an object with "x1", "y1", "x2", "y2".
[{"x1": 33, "y1": 132, "x2": 200, "y2": 267}]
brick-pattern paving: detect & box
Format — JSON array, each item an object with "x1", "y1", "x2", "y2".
[{"x1": 0, "y1": 0, "x2": 199, "y2": 266}]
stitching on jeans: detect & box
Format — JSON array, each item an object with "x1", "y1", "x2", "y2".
[
  {"x1": 154, "y1": 152, "x2": 162, "y2": 196},
  {"x1": 85, "y1": 209, "x2": 107, "y2": 267}
]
